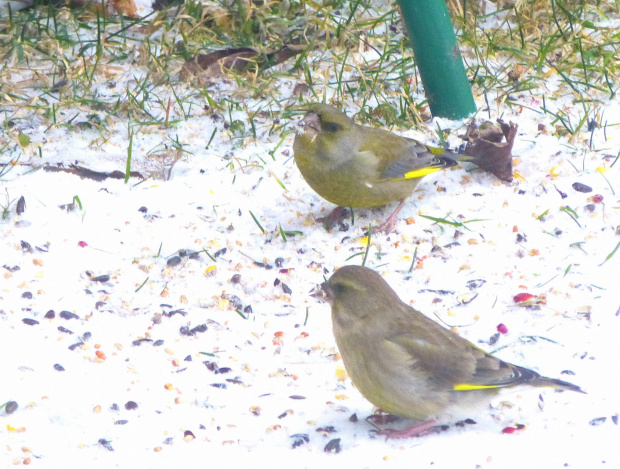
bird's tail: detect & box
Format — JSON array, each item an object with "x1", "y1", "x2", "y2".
[
  {"x1": 513, "y1": 363, "x2": 586, "y2": 394},
  {"x1": 531, "y1": 376, "x2": 586, "y2": 394},
  {"x1": 418, "y1": 142, "x2": 462, "y2": 170},
  {"x1": 434, "y1": 152, "x2": 459, "y2": 169}
]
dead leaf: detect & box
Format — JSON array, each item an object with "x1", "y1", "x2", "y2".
[
  {"x1": 461, "y1": 119, "x2": 518, "y2": 182},
  {"x1": 110, "y1": 0, "x2": 138, "y2": 17},
  {"x1": 180, "y1": 48, "x2": 259, "y2": 83},
  {"x1": 43, "y1": 164, "x2": 144, "y2": 181},
  {"x1": 180, "y1": 45, "x2": 306, "y2": 85}
]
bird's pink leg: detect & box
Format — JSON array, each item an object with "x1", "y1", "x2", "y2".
[
  {"x1": 376, "y1": 419, "x2": 438, "y2": 439},
  {"x1": 372, "y1": 199, "x2": 406, "y2": 234}
]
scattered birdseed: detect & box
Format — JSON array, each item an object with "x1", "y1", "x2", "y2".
[
  {"x1": 16, "y1": 196, "x2": 26, "y2": 214},
  {"x1": 324, "y1": 438, "x2": 342, "y2": 453},
  {"x1": 4, "y1": 401, "x2": 18, "y2": 414},
  {"x1": 513, "y1": 293, "x2": 535, "y2": 303},
  {"x1": 98, "y1": 439, "x2": 114, "y2": 451},
  {"x1": 91, "y1": 275, "x2": 111, "y2": 283},
  {"x1": 291, "y1": 434, "x2": 309, "y2": 449},
  {"x1": 125, "y1": 401, "x2": 138, "y2": 410},
  {"x1": 167, "y1": 256, "x2": 182, "y2": 267},
  {"x1": 59, "y1": 311, "x2": 79, "y2": 320},
  {"x1": 572, "y1": 182, "x2": 592, "y2": 193},
  {"x1": 589, "y1": 417, "x2": 607, "y2": 426}
]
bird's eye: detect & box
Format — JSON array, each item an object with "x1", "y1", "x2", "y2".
[
  {"x1": 325, "y1": 123, "x2": 340, "y2": 133},
  {"x1": 331, "y1": 283, "x2": 348, "y2": 295}
]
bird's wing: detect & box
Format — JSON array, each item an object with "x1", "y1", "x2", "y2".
[
  {"x1": 387, "y1": 329, "x2": 535, "y2": 391},
  {"x1": 360, "y1": 133, "x2": 457, "y2": 181}
]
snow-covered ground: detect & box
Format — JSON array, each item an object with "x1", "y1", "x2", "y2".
[{"x1": 2, "y1": 4, "x2": 620, "y2": 468}]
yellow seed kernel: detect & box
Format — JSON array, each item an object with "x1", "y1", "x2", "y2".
[{"x1": 335, "y1": 365, "x2": 347, "y2": 381}]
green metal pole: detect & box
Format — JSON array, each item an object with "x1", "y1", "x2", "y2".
[{"x1": 397, "y1": 0, "x2": 476, "y2": 119}]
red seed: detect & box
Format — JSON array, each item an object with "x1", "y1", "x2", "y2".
[
  {"x1": 497, "y1": 323, "x2": 508, "y2": 334},
  {"x1": 589, "y1": 194, "x2": 604, "y2": 204},
  {"x1": 513, "y1": 293, "x2": 535, "y2": 303},
  {"x1": 78, "y1": 241, "x2": 88, "y2": 247},
  {"x1": 502, "y1": 427, "x2": 516, "y2": 434}
]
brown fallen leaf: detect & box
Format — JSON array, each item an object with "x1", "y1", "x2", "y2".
[
  {"x1": 461, "y1": 119, "x2": 517, "y2": 182},
  {"x1": 65, "y1": 0, "x2": 137, "y2": 17},
  {"x1": 109, "y1": 0, "x2": 138, "y2": 17},
  {"x1": 180, "y1": 45, "x2": 306, "y2": 85},
  {"x1": 180, "y1": 48, "x2": 259, "y2": 83},
  {"x1": 43, "y1": 164, "x2": 144, "y2": 181}
]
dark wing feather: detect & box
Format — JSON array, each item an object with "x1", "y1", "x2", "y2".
[{"x1": 387, "y1": 313, "x2": 533, "y2": 391}]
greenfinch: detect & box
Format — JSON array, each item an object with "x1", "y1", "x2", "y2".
[
  {"x1": 293, "y1": 104, "x2": 458, "y2": 233},
  {"x1": 323, "y1": 265, "x2": 584, "y2": 438}
]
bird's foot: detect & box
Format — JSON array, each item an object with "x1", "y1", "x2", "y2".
[
  {"x1": 367, "y1": 199, "x2": 406, "y2": 235},
  {"x1": 374, "y1": 420, "x2": 439, "y2": 440},
  {"x1": 370, "y1": 218, "x2": 397, "y2": 234}
]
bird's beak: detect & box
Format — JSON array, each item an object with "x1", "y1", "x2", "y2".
[
  {"x1": 321, "y1": 281, "x2": 334, "y2": 305},
  {"x1": 297, "y1": 111, "x2": 320, "y2": 139}
]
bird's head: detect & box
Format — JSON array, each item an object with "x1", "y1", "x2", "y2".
[
  {"x1": 296, "y1": 104, "x2": 357, "y2": 155},
  {"x1": 323, "y1": 265, "x2": 401, "y2": 320}
]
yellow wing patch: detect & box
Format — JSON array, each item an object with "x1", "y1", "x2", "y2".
[
  {"x1": 402, "y1": 167, "x2": 442, "y2": 179},
  {"x1": 428, "y1": 146, "x2": 445, "y2": 156},
  {"x1": 453, "y1": 383, "x2": 504, "y2": 391}
]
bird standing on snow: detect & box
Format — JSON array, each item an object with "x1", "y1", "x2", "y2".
[
  {"x1": 323, "y1": 265, "x2": 585, "y2": 438},
  {"x1": 293, "y1": 104, "x2": 458, "y2": 233}
]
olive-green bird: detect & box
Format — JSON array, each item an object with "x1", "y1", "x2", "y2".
[
  {"x1": 293, "y1": 104, "x2": 458, "y2": 233},
  {"x1": 323, "y1": 265, "x2": 584, "y2": 438}
]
